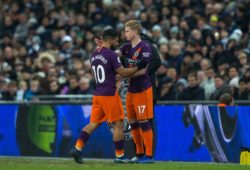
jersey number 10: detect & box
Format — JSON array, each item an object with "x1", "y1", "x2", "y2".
[{"x1": 92, "y1": 65, "x2": 105, "y2": 83}]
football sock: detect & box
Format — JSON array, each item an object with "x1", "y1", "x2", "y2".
[
  {"x1": 75, "y1": 130, "x2": 90, "y2": 151},
  {"x1": 130, "y1": 122, "x2": 144, "y2": 155},
  {"x1": 140, "y1": 121, "x2": 153, "y2": 157},
  {"x1": 114, "y1": 140, "x2": 124, "y2": 157}
]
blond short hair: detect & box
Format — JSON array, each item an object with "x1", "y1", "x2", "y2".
[{"x1": 124, "y1": 20, "x2": 142, "y2": 34}]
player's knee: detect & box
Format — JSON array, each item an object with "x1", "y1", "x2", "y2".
[
  {"x1": 113, "y1": 120, "x2": 123, "y2": 129},
  {"x1": 85, "y1": 122, "x2": 100, "y2": 132},
  {"x1": 139, "y1": 121, "x2": 152, "y2": 131}
]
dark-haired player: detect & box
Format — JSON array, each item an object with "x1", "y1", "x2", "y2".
[{"x1": 69, "y1": 28, "x2": 147, "y2": 163}]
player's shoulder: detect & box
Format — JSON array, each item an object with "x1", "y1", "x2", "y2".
[
  {"x1": 101, "y1": 47, "x2": 116, "y2": 55},
  {"x1": 141, "y1": 40, "x2": 152, "y2": 58},
  {"x1": 141, "y1": 40, "x2": 152, "y2": 49},
  {"x1": 103, "y1": 49, "x2": 119, "y2": 62}
]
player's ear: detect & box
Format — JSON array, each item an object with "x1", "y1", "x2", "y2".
[{"x1": 107, "y1": 39, "x2": 112, "y2": 44}]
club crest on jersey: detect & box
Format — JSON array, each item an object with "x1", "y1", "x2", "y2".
[
  {"x1": 134, "y1": 51, "x2": 139, "y2": 57},
  {"x1": 132, "y1": 47, "x2": 142, "y2": 59}
]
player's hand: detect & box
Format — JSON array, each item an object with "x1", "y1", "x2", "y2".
[
  {"x1": 136, "y1": 60, "x2": 148, "y2": 70},
  {"x1": 116, "y1": 74, "x2": 122, "y2": 81}
]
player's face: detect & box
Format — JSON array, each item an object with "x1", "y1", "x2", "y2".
[
  {"x1": 110, "y1": 37, "x2": 119, "y2": 49},
  {"x1": 124, "y1": 27, "x2": 136, "y2": 41},
  {"x1": 112, "y1": 37, "x2": 119, "y2": 46}
]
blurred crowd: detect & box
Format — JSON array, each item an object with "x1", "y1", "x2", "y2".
[{"x1": 0, "y1": 0, "x2": 250, "y2": 101}]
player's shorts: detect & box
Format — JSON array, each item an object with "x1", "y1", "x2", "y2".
[
  {"x1": 90, "y1": 91, "x2": 124, "y2": 123},
  {"x1": 126, "y1": 87, "x2": 153, "y2": 121}
]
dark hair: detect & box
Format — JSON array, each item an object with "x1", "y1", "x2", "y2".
[
  {"x1": 239, "y1": 77, "x2": 246, "y2": 83},
  {"x1": 102, "y1": 28, "x2": 118, "y2": 41},
  {"x1": 246, "y1": 68, "x2": 250, "y2": 73},
  {"x1": 228, "y1": 64, "x2": 239, "y2": 71},
  {"x1": 215, "y1": 75, "x2": 224, "y2": 80},
  {"x1": 219, "y1": 93, "x2": 233, "y2": 105},
  {"x1": 188, "y1": 72, "x2": 197, "y2": 79},
  {"x1": 206, "y1": 66, "x2": 214, "y2": 71},
  {"x1": 245, "y1": 77, "x2": 250, "y2": 83}
]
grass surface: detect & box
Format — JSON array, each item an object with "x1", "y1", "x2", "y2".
[{"x1": 0, "y1": 157, "x2": 250, "y2": 170}]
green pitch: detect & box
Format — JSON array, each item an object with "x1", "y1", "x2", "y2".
[{"x1": 0, "y1": 157, "x2": 249, "y2": 170}]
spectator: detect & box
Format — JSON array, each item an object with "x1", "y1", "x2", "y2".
[
  {"x1": 24, "y1": 78, "x2": 41, "y2": 100},
  {"x1": 158, "y1": 43, "x2": 169, "y2": 61},
  {"x1": 216, "y1": 58, "x2": 229, "y2": 78},
  {"x1": 151, "y1": 25, "x2": 168, "y2": 45},
  {"x1": 49, "y1": 80, "x2": 61, "y2": 95},
  {"x1": 158, "y1": 76, "x2": 177, "y2": 101},
  {"x1": 210, "y1": 75, "x2": 231, "y2": 100},
  {"x1": 16, "y1": 80, "x2": 28, "y2": 101},
  {"x1": 37, "y1": 52, "x2": 56, "y2": 72},
  {"x1": 192, "y1": 51, "x2": 203, "y2": 70},
  {"x1": 0, "y1": 0, "x2": 249, "y2": 102},
  {"x1": 78, "y1": 77, "x2": 92, "y2": 95},
  {"x1": 166, "y1": 66, "x2": 178, "y2": 83},
  {"x1": 197, "y1": 70, "x2": 206, "y2": 86},
  {"x1": 2, "y1": 81, "x2": 18, "y2": 100},
  {"x1": 180, "y1": 51, "x2": 194, "y2": 78},
  {"x1": 167, "y1": 42, "x2": 182, "y2": 73},
  {"x1": 244, "y1": 68, "x2": 250, "y2": 80},
  {"x1": 236, "y1": 78, "x2": 248, "y2": 100},
  {"x1": 176, "y1": 78, "x2": 188, "y2": 100},
  {"x1": 58, "y1": 35, "x2": 73, "y2": 63},
  {"x1": 200, "y1": 58, "x2": 212, "y2": 73},
  {"x1": 179, "y1": 73, "x2": 205, "y2": 101},
  {"x1": 228, "y1": 65, "x2": 239, "y2": 81},
  {"x1": 246, "y1": 78, "x2": 250, "y2": 99},
  {"x1": 201, "y1": 67, "x2": 216, "y2": 100},
  {"x1": 14, "y1": 13, "x2": 29, "y2": 43},
  {"x1": 0, "y1": 77, "x2": 8, "y2": 100},
  {"x1": 67, "y1": 75, "x2": 80, "y2": 94},
  {"x1": 237, "y1": 51, "x2": 249, "y2": 75}
]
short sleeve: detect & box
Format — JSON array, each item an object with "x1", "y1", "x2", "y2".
[
  {"x1": 141, "y1": 42, "x2": 152, "y2": 63},
  {"x1": 110, "y1": 51, "x2": 122, "y2": 70}
]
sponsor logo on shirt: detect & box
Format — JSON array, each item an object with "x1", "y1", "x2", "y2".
[
  {"x1": 128, "y1": 58, "x2": 141, "y2": 68},
  {"x1": 142, "y1": 52, "x2": 150, "y2": 58}
]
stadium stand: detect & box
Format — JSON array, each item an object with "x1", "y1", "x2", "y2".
[{"x1": 0, "y1": 0, "x2": 250, "y2": 101}]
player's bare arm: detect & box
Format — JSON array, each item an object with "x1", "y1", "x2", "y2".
[
  {"x1": 115, "y1": 66, "x2": 138, "y2": 77},
  {"x1": 116, "y1": 59, "x2": 148, "y2": 77},
  {"x1": 131, "y1": 67, "x2": 147, "y2": 77}
]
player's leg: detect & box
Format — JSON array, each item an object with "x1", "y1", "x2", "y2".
[
  {"x1": 126, "y1": 92, "x2": 144, "y2": 157},
  {"x1": 113, "y1": 120, "x2": 125, "y2": 159},
  {"x1": 70, "y1": 96, "x2": 105, "y2": 163},
  {"x1": 75, "y1": 122, "x2": 101, "y2": 151},
  {"x1": 70, "y1": 122, "x2": 101, "y2": 163},
  {"x1": 102, "y1": 92, "x2": 126, "y2": 162},
  {"x1": 134, "y1": 87, "x2": 154, "y2": 163},
  {"x1": 138, "y1": 120, "x2": 153, "y2": 162}
]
